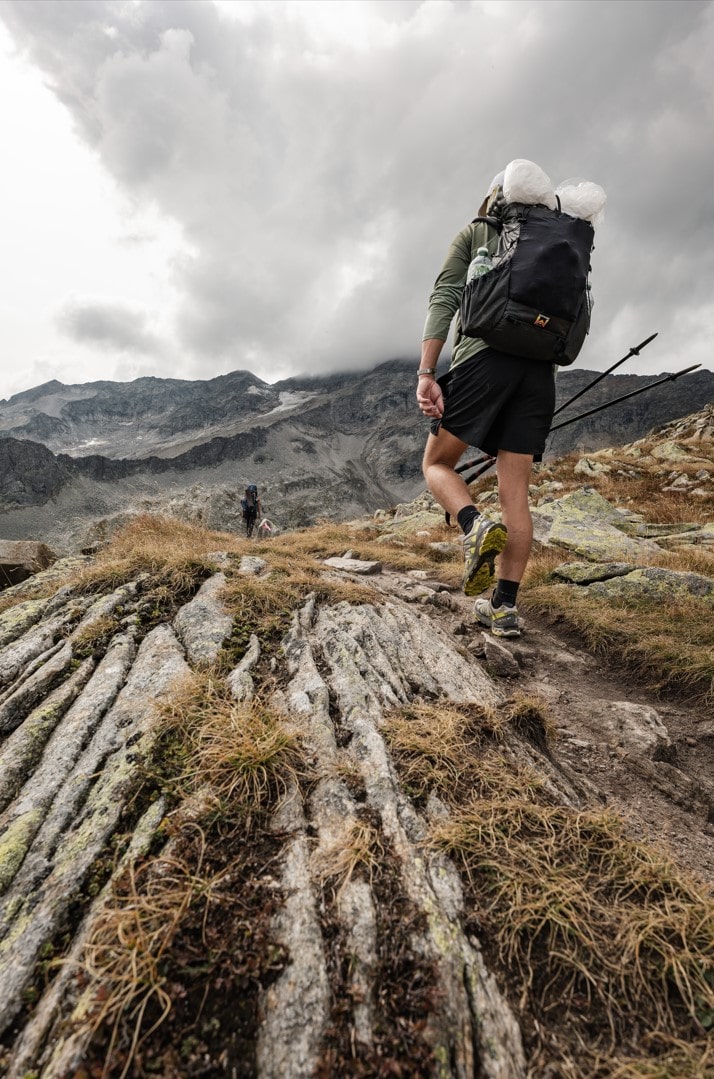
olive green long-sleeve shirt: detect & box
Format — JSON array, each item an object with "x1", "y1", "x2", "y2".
[{"x1": 422, "y1": 220, "x2": 499, "y2": 370}]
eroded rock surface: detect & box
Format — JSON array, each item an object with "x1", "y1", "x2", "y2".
[{"x1": 0, "y1": 507, "x2": 711, "y2": 1078}]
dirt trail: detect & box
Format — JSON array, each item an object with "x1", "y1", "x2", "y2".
[{"x1": 375, "y1": 565, "x2": 714, "y2": 886}]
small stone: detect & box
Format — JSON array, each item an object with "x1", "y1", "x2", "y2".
[
  {"x1": 323, "y1": 557, "x2": 382, "y2": 575},
  {"x1": 425, "y1": 592, "x2": 455, "y2": 610},
  {"x1": 429, "y1": 541, "x2": 458, "y2": 554},
  {"x1": 481, "y1": 634, "x2": 520, "y2": 678},
  {"x1": 239, "y1": 556, "x2": 267, "y2": 575}
]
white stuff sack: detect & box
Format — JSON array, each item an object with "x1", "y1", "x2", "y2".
[
  {"x1": 555, "y1": 178, "x2": 607, "y2": 228},
  {"x1": 503, "y1": 159, "x2": 557, "y2": 209}
]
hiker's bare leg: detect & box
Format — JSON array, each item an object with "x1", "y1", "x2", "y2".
[
  {"x1": 422, "y1": 428, "x2": 471, "y2": 518},
  {"x1": 496, "y1": 450, "x2": 534, "y2": 582}
]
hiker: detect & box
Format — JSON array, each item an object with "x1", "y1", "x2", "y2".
[
  {"x1": 241, "y1": 483, "x2": 262, "y2": 538},
  {"x1": 417, "y1": 162, "x2": 597, "y2": 638}
]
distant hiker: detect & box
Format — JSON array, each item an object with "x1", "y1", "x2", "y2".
[
  {"x1": 417, "y1": 160, "x2": 602, "y2": 638},
  {"x1": 241, "y1": 483, "x2": 262, "y2": 538}
]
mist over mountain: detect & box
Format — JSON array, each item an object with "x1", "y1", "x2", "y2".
[{"x1": 0, "y1": 359, "x2": 712, "y2": 552}]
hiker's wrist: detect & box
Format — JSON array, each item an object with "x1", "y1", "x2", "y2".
[{"x1": 417, "y1": 368, "x2": 437, "y2": 379}]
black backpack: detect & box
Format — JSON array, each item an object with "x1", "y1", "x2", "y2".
[
  {"x1": 460, "y1": 201, "x2": 594, "y2": 366},
  {"x1": 242, "y1": 485, "x2": 259, "y2": 517}
]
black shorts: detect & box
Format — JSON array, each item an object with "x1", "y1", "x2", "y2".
[{"x1": 429, "y1": 348, "x2": 556, "y2": 461}]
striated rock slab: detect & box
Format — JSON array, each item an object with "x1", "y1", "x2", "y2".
[
  {"x1": 0, "y1": 608, "x2": 87, "y2": 691},
  {"x1": 0, "y1": 597, "x2": 49, "y2": 650},
  {"x1": 262, "y1": 596, "x2": 526, "y2": 1078},
  {"x1": 5, "y1": 797, "x2": 167, "y2": 1079},
  {"x1": 239, "y1": 555, "x2": 267, "y2": 575},
  {"x1": 227, "y1": 633, "x2": 261, "y2": 701},
  {"x1": 0, "y1": 625, "x2": 189, "y2": 1038},
  {"x1": 173, "y1": 572, "x2": 233, "y2": 665}
]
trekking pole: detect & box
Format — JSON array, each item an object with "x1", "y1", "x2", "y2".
[
  {"x1": 549, "y1": 364, "x2": 702, "y2": 432},
  {"x1": 553, "y1": 332, "x2": 658, "y2": 417},
  {"x1": 450, "y1": 362, "x2": 699, "y2": 499},
  {"x1": 455, "y1": 452, "x2": 495, "y2": 480}
]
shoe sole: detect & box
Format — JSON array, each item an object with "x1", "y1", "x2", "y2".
[
  {"x1": 474, "y1": 605, "x2": 521, "y2": 638},
  {"x1": 463, "y1": 525, "x2": 508, "y2": 597}
]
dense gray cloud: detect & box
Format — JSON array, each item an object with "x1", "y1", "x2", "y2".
[
  {"x1": 3, "y1": 0, "x2": 714, "y2": 383},
  {"x1": 57, "y1": 300, "x2": 166, "y2": 355}
]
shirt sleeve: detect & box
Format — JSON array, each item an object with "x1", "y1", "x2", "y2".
[{"x1": 422, "y1": 221, "x2": 494, "y2": 342}]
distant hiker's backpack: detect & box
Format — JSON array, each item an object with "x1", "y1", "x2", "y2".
[
  {"x1": 460, "y1": 202, "x2": 594, "y2": 366},
  {"x1": 243, "y1": 484, "x2": 259, "y2": 518}
]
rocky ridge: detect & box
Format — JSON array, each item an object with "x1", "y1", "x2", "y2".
[
  {"x1": 0, "y1": 408, "x2": 712, "y2": 1076},
  {"x1": 1, "y1": 361, "x2": 712, "y2": 549}
]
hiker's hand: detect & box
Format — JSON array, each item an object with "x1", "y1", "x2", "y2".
[{"x1": 416, "y1": 375, "x2": 443, "y2": 418}]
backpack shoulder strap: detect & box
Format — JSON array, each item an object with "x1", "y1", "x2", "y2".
[{"x1": 471, "y1": 214, "x2": 502, "y2": 231}]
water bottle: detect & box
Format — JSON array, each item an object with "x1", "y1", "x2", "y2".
[{"x1": 466, "y1": 246, "x2": 493, "y2": 283}]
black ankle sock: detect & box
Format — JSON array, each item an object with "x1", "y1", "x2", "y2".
[
  {"x1": 492, "y1": 579, "x2": 519, "y2": 608},
  {"x1": 457, "y1": 505, "x2": 480, "y2": 535}
]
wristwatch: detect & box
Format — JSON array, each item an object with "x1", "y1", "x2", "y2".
[{"x1": 417, "y1": 368, "x2": 437, "y2": 377}]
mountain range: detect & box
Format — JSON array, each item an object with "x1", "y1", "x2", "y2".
[{"x1": 0, "y1": 358, "x2": 712, "y2": 551}]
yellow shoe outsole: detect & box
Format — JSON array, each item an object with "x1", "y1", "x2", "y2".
[{"x1": 462, "y1": 526, "x2": 508, "y2": 597}]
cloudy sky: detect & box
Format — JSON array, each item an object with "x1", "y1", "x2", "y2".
[{"x1": 1, "y1": 0, "x2": 713, "y2": 400}]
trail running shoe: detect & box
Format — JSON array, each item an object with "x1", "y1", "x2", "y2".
[
  {"x1": 461, "y1": 517, "x2": 508, "y2": 596},
  {"x1": 474, "y1": 596, "x2": 521, "y2": 638}
]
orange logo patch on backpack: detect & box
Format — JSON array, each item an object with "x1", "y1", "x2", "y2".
[{"x1": 534, "y1": 314, "x2": 550, "y2": 328}]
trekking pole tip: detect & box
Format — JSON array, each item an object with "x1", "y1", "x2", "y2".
[
  {"x1": 630, "y1": 332, "x2": 658, "y2": 354},
  {"x1": 668, "y1": 363, "x2": 701, "y2": 379}
]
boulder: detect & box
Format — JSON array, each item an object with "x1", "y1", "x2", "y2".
[
  {"x1": 574, "y1": 457, "x2": 612, "y2": 476},
  {"x1": 650, "y1": 441, "x2": 691, "y2": 463},
  {"x1": 0, "y1": 542, "x2": 56, "y2": 590},
  {"x1": 538, "y1": 511, "x2": 658, "y2": 562},
  {"x1": 587, "y1": 566, "x2": 714, "y2": 606},
  {"x1": 551, "y1": 562, "x2": 635, "y2": 585},
  {"x1": 596, "y1": 700, "x2": 671, "y2": 759}
]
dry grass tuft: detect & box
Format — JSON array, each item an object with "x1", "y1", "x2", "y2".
[
  {"x1": 386, "y1": 700, "x2": 714, "y2": 1076},
  {"x1": 159, "y1": 672, "x2": 303, "y2": 817},
  {"x1": 312, "y1": 817, "x2": 384, "y2": 897},
  {"x1": 523, "y1": 572, "x2": 714, "y2": 704},
  {"x1": 80, "y1": 838, "x2": 212, "y2": 1079},
  {"x1": 76, "y1": 666, "x2": 302, "y2": 1076},
  {"x1": 73, "y1": 514, "x2": 240, "y2": 595},
  {"x1": 254, "y1": 519, "x2": 449, "y2": 574},
  {"x1": 384, "y1": 700, "x2": 547, "y2": 805},
  {"x1": 601, "y1": 1036, "x2": 713, "y2": 1077},
  {"x1": 71, "y1": 613, "x2": 122, "y2": 651},
  {"x1": 433, "y1": 800, "x2": 714, "y2": 1069}
]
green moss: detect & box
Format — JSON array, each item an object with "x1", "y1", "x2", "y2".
[
  {"x1": 0, "y1": 598, "x2": 46, "y2": 642},
  {"x1": 0, "y1": 810, "x2": 43, "y2": 893}
]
